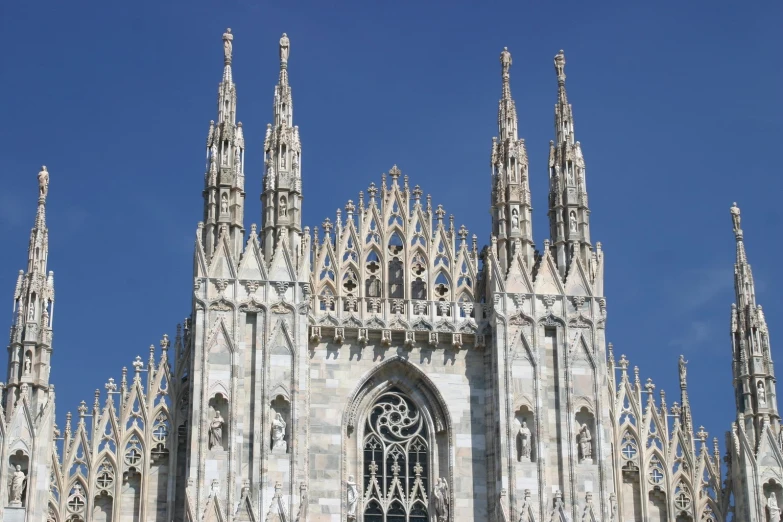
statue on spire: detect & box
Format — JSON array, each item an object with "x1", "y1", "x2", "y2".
[
  {"x1": 731, "y1": 202, "x2": 742, "y2": 234},
  {"x1": 38, "y1": 166, "x2": 49, "y2": 198},
  {"x1": 280, "y1": 33, "x2": 290, "y2": 65},
  {"x1": 223, "y1": 28, "x2": 233, "y2": 65},
  {"x1": 554, "y1": 50, "x2": 566, "y2": 82},
  {"x1": 500, "y1": 47, "x2": 512, "y2": 78},
  {"x1": 679, "y1": 355, "x2": 688, "y2": 387}
]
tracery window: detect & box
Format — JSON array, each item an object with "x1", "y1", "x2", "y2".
[
  {"x1": 648, "y1": 455, "x2": 665, "y2": 487},
  {"x1": 363, "y1": 390, "x2": 429, "y2": 522}
]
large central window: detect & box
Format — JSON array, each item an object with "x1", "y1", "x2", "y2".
[{"x1": 363, "y1": 389, "x2": 429, "y2": 522}]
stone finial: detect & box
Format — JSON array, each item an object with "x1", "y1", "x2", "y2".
[
  {"x1": 133, "y1": 355, "x2": 144, "y2": 375},
  {"x1": 389, "y1": 164, "x2": 401, "y2": 182},
  {"x1": 645, "y1": 378, "x2": 656, "y2": 400},
  {"x1": 458, "y1": 225, "x2": 468, "y2": 244},
  {"x1": 222, "y1": 28, "x2": 233, "y2": 65}
]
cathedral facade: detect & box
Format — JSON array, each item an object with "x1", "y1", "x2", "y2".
[{"x1": 1, "y1": 29, "x2": 780, "y2": 522}]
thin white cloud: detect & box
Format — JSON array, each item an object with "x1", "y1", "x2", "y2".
[
  {"x1": 669, "y1": 320, "x2": 712, "y2": 349},
  {"x1": 670, "y1": 266, "x2": 734, "y2": 311}
]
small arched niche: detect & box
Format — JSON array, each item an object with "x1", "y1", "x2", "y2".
[
  {"x1": 763, "y1": 479, "x2": 783, "y2": 522},
  {"x1": 270, "y1": 394, "x2": 290, "y2": 454},
  {"x1": 575, "y1": 406, "x2": 595, "y2": 463},
  {"x1": 514, "y1": 405, "x2": 535, "y2": 462},
  {"x1": 8, "y1": 450, "x2": 30, "y2": 507}
]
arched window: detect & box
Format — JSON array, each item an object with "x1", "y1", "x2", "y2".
[{"x1": 363, "y1": 389, "x2": 429, "y2": 522}]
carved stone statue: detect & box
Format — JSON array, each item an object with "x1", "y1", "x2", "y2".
[
  {"x1": 279, "y1": 196, "x2": 288, "y2": 217},
  {"x1": 569, "y1": 211, "x2": 577, "y2": 233},
  {"x1": 511, "y1": 208, "x2": 519, "y2": 230},
  {"x1": 279, "y1": 33, "x2": 290, "y2": 64},
  {"x1": 209, "y1": 410, "x2": 224, "y2": 450},
  {"x1": 500, "y1": 47, "x2": 512, "y2": 70},
  {"x1": 23, "y1": 354, "x2": 31, "y2": 374},
  {"x1": 758, "y1": 381, "x2": 767, "y2": 405},
  {"x1": 679, "y1": 355, "x2": 688, "y2": 386},
  {"x1": 28, "y1": 302, "x2": 35, "y2": 322},
  {"x1": 519, "y1": 421, "x2": 532, "y2": 460},
  {"x1": 519, "y1": 489, "x2": 532, "y2": 522},
  {"x1": 431, "y1": 477, "x2": 450, "y2": 522},
  {"x1": 578, "y1": 423, "x2": 592, "y2": 461},
  {"x1": 271, "y1": 413, "x2": 287, "y2": 453},
  {"x1": 222, "y1": 28, "x2": 233, "y2": 65},
  {"x1": 9, "y1": 465, "x2": 26, "y2": 506},
  {"x1": 731, "y1": 202, "x2": 741, "y2": 232},
  {"x1": 346, "y1": 475, "x2": 358, "y2": 520},
  {"x1": 38, "y1": 166, "x2": 49, "y2": 198},
  {"x1": 221, "y1": 194, "x2": 228, "y2": 214},
  {"x1": 769, "y1": 494, "x2": 781, "y2": 522}
]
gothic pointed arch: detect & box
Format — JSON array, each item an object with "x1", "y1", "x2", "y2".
[{"x1": 342, "y1": 357, "x2": 454, "y2": 522}]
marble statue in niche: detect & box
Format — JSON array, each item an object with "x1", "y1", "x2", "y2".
[
  {"x1": 9, "y1": 465, "x2": 26, "y2": 506},
  {"x1": 271, "y1": 413, "x2": 287, "y2": 453},
  {"x1": 519, "y1": 421, "x2": 532, "y2": 461},
  {"x1": 578, "y1": 423, "x2": 592, "y2": 462},
  {"x1": 769, "y1": 494, "x2": 781, "y2": 522},
  {"x1": 209, "y1": 410, "x2": 225, "y2": 450},
  {"x1": 759, "y1": 381, "x2": 767, "y2": 405}
]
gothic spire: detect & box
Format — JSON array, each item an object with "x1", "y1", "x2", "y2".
[
  {"x1": 5, "y1": 166, "x2": 56, "y2": 417},
  {"x1": 547, "y1": 50, "x2": 592, "y2": 277},
  {"x1": 201, "y1": 28, "x2": 246, "y2": 259},
  {"x1": 728, "y1": 203, "x2": 777, "y2": 446},
  {"x1": 490, "y1": 47, "x2": 533, "y2": 273},
  {"x1": 678, "y1": 355, "x2": 694, "y2": 437},
  {"x1": 261, "y1": 32, "x2": 303, "y2": 269}
]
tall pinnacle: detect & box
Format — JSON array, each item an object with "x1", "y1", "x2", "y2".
[
  {"x1": 547, "y1": 49, "x2": 593, "y2": 277},
  {"x1": 490, "y1": 47, "x2": 533, "y2": 272},
  {"x1": 200, "y1": 28, "x2": 246, "y2": 259},
  {"x1": 261, "y1": 33, "x2": 303, "y2": 269},
  {"x1": 5, "y1": 166, "x2": 56, "y2": 417},
  {"x1": 728, "y1": 202, "x2": 778, "y2": 446}
]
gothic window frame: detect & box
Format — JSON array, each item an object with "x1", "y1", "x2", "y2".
[{"x1": 361, "y1": 388, "x2": 431, "y2": 522}]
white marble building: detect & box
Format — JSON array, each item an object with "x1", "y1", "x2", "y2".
[{"x1": 1, "y1": 29, "x2": 780, "y2": 522}]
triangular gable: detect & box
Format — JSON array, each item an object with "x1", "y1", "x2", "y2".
[
  {"x1": 238, "y1": 232, "x2": 267, "y2": 281},
  {"x1": 208, "y1": 231, "x2": 237, "y2": 279},
  {"x1": 564, "y1": 255, "x2": 593, "y2": 297},
  {"x1": 362, "y1": 205, "x2": 384, "y2": 247},
  {"x1": 236, "y1": 488, "x2": 258, "y2": 522},
  {"x1": 534, "y1": 251, "x2": 564, "y2": 295},
  {"x1": 505, "y1": 253, "x2": 534, "y2": 294},
  {"x1": 206, "y1": 317, "x2": 237, "y2": 356},
  {"x1": 8, "y1": 399, "x2": 35, "y2": 454},
  {"x1": 407, "y1": 206, "x2": 431, "y2": 248},
  {"x1": 269, "y1": 236, "x2": 297, "y2": 282},
  {"x1": 203, "y1": 493, "x2": 226, "y2": 522},
  {"x1": 269, "y1": 318, "x2": 295, "y2": 352}
]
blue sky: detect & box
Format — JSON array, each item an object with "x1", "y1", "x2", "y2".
[{"x1": 0, "y1": 1, "x2": 781, "y2": 447}]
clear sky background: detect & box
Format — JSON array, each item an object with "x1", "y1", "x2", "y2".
[{"x1": 0, "y1": 1, "x2": 781, "y2": 449}]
